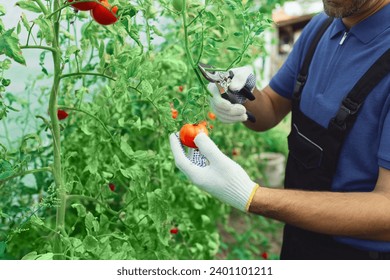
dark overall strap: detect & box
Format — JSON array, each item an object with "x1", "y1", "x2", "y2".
[
  {"x1": 293, "y1": 17, "x2": 334, "y2": 100},
  {"x1": 329, "y1": 48, "x2": 390, "y2": 134}
]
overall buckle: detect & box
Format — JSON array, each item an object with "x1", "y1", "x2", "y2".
[
  {"x1": 330, "y1": 98, "x2": 361, "y2": 131},
  {"x1": 292, "y1": 74, "x2": 307, "y2": 100}
]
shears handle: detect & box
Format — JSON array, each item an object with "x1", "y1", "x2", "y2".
[{"x1": 240, "y1": 86, "x2": 256, "y2": 101}]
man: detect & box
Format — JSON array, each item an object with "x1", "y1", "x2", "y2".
[{"x1": 169, "y1": 0, "x2": 390, "y2": 259}]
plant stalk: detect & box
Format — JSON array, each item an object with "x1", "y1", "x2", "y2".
[
  {"x1": 50, "y1": 0, "x2": 65, "y2": 260},
  {"x1": 181, "y1": 0, "x2": 209, "y2": 93}
]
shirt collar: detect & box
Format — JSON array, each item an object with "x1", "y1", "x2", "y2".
[{"x1": 329, "y1": 3, "x2": 390, "y2": 44}]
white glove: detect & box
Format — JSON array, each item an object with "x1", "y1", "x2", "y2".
[
  {"x1": 209, "y1": 66, "x2": 256, "y2": 124},
  {"x1": 169, "y1": 132, "x2": 259, "y2": 212}
]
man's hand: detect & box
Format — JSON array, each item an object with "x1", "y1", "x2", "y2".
[
  {"x1": 169, "y1": 132, "x2": 259, "y2": 212},
  {"x1": 210, "y1": 66, "x2": 256, "y2": 123}
]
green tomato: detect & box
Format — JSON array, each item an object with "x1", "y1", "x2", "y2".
[
  {"x1": 106, "y1": 40, "x2": 115, "y2": 55},
  {"x1": 172, "y1": 0, "x2": 183, "y2": 12}
]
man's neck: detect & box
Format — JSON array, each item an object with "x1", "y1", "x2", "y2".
[{"x1": 342, "y1": 0, "x2": 390, "y2": 29}]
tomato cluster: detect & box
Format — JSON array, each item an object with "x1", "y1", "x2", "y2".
[{"x1": 69, "y1": 0, "x2": 118, "y2": 25}]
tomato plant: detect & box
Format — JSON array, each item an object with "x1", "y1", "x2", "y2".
[{"x1": 0, "y1": 0, "x2": 286, "y2": 260}]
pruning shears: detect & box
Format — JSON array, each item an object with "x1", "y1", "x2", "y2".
[{"x1": 198, "y1": 63, "x2": 256, "y2": 123}]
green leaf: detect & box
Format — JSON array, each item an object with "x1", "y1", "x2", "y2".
[
  {"x1": 85, "y1": 158, "x2": 98, "y2": 174},
  {"x1": 127, "y1": 57, "x2": 142, "y2": 77},
  {"x1": 0, "y1": 210, "x2": 10, "y2": 219},
  {"x1": 99, "y1": 40, "x2": 104, "y2": 59},
  {"x1": 21, "y1": 251, "x2": 38, "y2": 260},
  {"x1": 16, "y1": 1, "x2": 41, "y2": 13},
  {"x1": 30, "y1": 215, "x2": 44, "y2": 226},
  {"x1": 34, "y1": 17, "x2": 53, "y2": 44},
  {"x1": 0, "y1": 4, "x2": 5, "y2": 16},
  {"x1": 70, "y1": 238, "x2": 85, "y2": 254},
  {"x1": 92, "y1": 220, "x2": 100, "y2": 232},
  {"x1": 138, "y1": 80, "x2": 153, "y2": 96},
  {"x1": 36, "y1": 253, "x2": 53, "y2": 260},
  {"x1": 227, "y1": 46, "x2": 240, "y2": 51},
  {"x1": 201, "y1": 215, "x2": 210, "y2": 226},
  {"x1": 85, "y1": 212, "x2": 99, "y2": 232},
  {"x1": 118, "y1": 117, "x2": 126, "y2": 127},
  {"x1": 0, "y1": 159, "x2": 14, "y2": 180},
  {"x1": 83, "y1": 235, "x2": 99, "y2": 252},
  {"x1": 255, "y1": 26, "x2": 265, "y2": 35},
  {"x1": 20, "y1": 13, "x2": 30, "y2": 31},
  {"x1": 66, "y1": 45, "x2": 79, "y2": 57},
  {"x1": 0, "y1": 20, "x2": 5, "y2": 34},
  {"x1": 85, "y1": 212, "x2": 95, "y2": 231},
  {"x1": 71, "y1": 203, "x2": 87, "y2": 217},
  {"x1": 120, "y1": 164, "x2": 142, "y2": 179},
  {"x1": 0, "y1": 28, "x2": 26, "y2": 65},
  {"x1": 147, "y1": 189, "x2": 170, "y2": 246},
  {"x1": 17, "y1": 22, "x2": 21, "y2": 35},
  {"x1": 0, "y1": 241, "x2": 6, "y2": 256},
  {"x1": 151, "y1": 25, "x2": 163, "y2": 37},
  {"x1": 120, "y1": 138, "x2": 134, "y2": 155}
]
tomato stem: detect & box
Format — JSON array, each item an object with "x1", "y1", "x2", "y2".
[
  {"x1": 60, "y1": 72, "x2": 116, "y2": 81},
  {"x1": 0, "y1": 167, "x2": 52, "y2": 185},
  {"x1": 50, "y1": 0, "x2": 66, "y2": 260},
  {"x1": 33, "y1": 0, "x2": 49, "y2": 15},
  {"x1": 46, "y1": 0, "x2": 100, "y2": 19},
  {"x1": 20, "y1": 45, "x2": 57, "y2": 53},
  {"x1": 181, "y1": 0, "x2": 209, "y2": 95}
]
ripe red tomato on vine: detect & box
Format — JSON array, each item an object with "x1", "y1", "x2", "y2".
[
  {"x1": 208, "y1": 112, "x2": 216, "y2": 120},
  {"x1": 170, "y1": 227, "x2": 179, "y2": 234},
  {"x1": 68, "y1": 0, "x2": 97, "y2": 11},
  {"x1": 179, "y1": 122, "x2": 209, "y2": 148},
  {"x1": 57, "y1": 109, "x2": 69, "y2": 120},
  {"x1": 108, "y1": 183, "x2": 116, "y2": 192},
  {"x1": 171, "y1": 109, "x2": 178, "y2": 119},
  {"x1": 91, "y1": 0, "x2": 118, "y2": 25}
]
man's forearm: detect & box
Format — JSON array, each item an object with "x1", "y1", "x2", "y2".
[
  {"x1": 243, "y1": 86, "x2": 291, "y2": 132},
  {"x1": 249, "y1": 187, "x2": 390, "y2": 241}
]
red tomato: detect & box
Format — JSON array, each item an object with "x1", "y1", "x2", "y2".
[
  {"x1": 261, "y1": 252, "x2": 268, "y2": 259},
  {"x1": 171, "y1": 108, "x2": 178, "y2": 119},
  {"x1": 179, "y1": 123, "x2": 209, "y2": 148},
  {"x1": 170, "y1": 227, "x2": 179, "y2": 234},
  {"x1": 57, "y1": 109, "x2": 69, "y2": 120},
  {"x1": 108, "y1": 183, "x2": 115, "y2": 191},
  {"x1": 208, "y1": 112, "x2": 216, "y2": 120},
  {"x1": 91, "y1": 0, "x2": 118, "y2": 25},
  {"x1": 68, "y1": 0, "x2": 97, "y2": 11},
  {"x1": 178, "y1": 85, "x2": 184, "y2": 92}
]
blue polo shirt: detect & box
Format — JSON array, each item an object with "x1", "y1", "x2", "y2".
[{"x1": 270, "y1": 5, "x2": 390, "y2": 252}]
